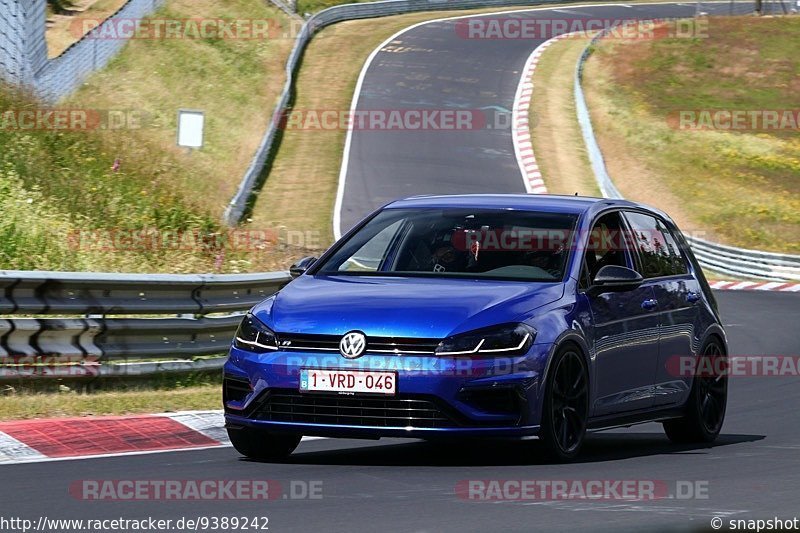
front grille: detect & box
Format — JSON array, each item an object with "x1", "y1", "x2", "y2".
[
  {"x1": 250, "y1": 390, "x2": 460, "y2": 428},
  {"x1": 276, "y1": 333, "x2": 440, "y2": 355}
]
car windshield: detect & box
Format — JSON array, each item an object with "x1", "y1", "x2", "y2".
[{"x1": 315, "y1": 208, "x2": 578, "y2": 281}]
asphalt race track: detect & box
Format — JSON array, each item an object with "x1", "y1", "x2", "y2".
[
  {"x1": 2, "y1": 291, "x2": 798, "y2": 531},
  {"x1": 3, "y1": 4, "x2": 796, "y2": 533},
  {"x1": 336, "y1": 1, "x2": 754, "y2": 235}
]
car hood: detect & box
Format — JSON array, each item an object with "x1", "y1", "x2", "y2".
[{"x1": 253, "y1": 275, "x2": 564, "y2": 339}]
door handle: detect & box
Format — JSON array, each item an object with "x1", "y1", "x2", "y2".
[
  {"x1": 641, "y1": 299, "x2": 658, "y2": 311},
  {"x1": 686, "y1": 292, "x2": 701, "y2": 304}
]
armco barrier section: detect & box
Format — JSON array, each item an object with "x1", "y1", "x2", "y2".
[
  {"x1": 0, "y1": 270, "x2": 291, "y2": 380},
  {"x1": 574, "y1": 31, "x2": 800, "y2": 282}
]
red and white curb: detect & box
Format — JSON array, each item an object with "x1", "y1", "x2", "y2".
[
  {"x1": 0, "y1": 410, "x2": 229, "y2": 464},
  {"x1": 0, "y1": 411, "x2": 327, "y2": 465},
  {"x1": 513, "y1": 32, "x2": 574, "y2": 195},
  {"x1": 708, "y1": 280, "x2": 800, "y2": 292}
]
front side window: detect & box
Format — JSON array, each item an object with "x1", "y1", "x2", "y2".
[
  {"x1": 624, "y1": 211, "x2": 688, "y2": 278},
  {"x1": 580, "y1": 211, "x2": 632, "y2": 288},
  {"x1": 316, "y1": 208, "x2": 578, "y2": 282},
  {"x1": 338, "y1": 219, "x2": 403, "y2": 272}
]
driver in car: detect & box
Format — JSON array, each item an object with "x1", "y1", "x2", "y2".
[{"x1": 432, "y1": 243, "x2": 466, "y2": 272}]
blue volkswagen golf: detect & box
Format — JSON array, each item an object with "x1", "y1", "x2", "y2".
[{"x1": 224, "y1": 195, "x2": 728, "y2": 461}]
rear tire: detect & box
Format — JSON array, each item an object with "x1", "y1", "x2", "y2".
[
  {"x1": 228, "y1": 427, "x2": 301, "y2": 461},
  {"x1": 539, "y1": 345, "x2": 589, "y2": 462},
  {"x1": 663, "y1": 338, "x2": 727, "y2": 444}
]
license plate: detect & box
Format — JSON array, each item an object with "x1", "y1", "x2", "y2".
[{"x1": 299, "y1": 369, "x2": 396, "y2": 396}]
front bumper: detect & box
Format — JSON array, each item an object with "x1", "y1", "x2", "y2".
[
  {"x1": 223, "y1": 343, "x2": 551, "y2": 439},
  {"x1": 225, "y1": 414, "x2": 541, "y2": 440}
]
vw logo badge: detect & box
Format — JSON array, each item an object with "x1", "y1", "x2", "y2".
[{"x1": 339, "y1": 331, "x2": 367, "y2": 359}]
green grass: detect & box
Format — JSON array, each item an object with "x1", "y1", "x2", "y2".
[
  {"x1": 0, "y1": 373, "x2": 222, "y2": 420},
  {"x1": 585, "y1": 16, "x2": 800, "y2": 252},
  {"x1": 528, "y1": 35, "x2": 600, "y2": 197},
  {"x1": 69, "y1": 0, "x2": 295, "y2": 223},
  {"x1": 0, "y1": 85, "x2": 220, "y2": 272},
  {"x1": 0, "y1": 0, "x2": 310, "y2": 273},
  {"x1": 295, "y1": 0, "x2": 371, "y2": 15},
  {"x1": 47, "y1": 0, "x2": 129, "y2": 57},
  {"x1": 623, "y1": 21, "x2": 800, "y2": 114}
]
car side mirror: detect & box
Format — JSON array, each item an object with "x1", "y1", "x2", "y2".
[
  {"x1": 587, "y1": 265, "x2": 643, "y2": 297},
  {"x1": 290, "y1": 256, "x2": 317, "y2": 278}
]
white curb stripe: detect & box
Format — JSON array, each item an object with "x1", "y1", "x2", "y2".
[
  {"x1": 707, "y1": 280, "x2": 800, "y2": 291},
  {"x1": 0, "y1": 431, "x2": 47, "y2": 465},
  {"x1": 512, "y1": 31, "x2": 589, "y2": 195},
  {"x1": 753, "y1": 282, "x2": 786, "y2": 291},
  {"x1": 166, "y1": 410, "x2": 229, "y2": 444},
  {"x1": 514, "y1": 34, "x2": 564, "y2": 194}
]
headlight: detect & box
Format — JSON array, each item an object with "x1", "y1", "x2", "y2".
[
  {"x1": 233, "y1": 313, "x2": 278, "y2": 353},
  {"x1": 435, "y1": 323, "x2": 535, "y2": 357}
]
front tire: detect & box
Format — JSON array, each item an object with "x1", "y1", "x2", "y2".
[
  {"x1": 663, "y1": 338, "x2": 728, "y2": 443},
  {"x1": 540, "y1": 346, "x2": 589, "y2": 462},
  {"x1": 228, "y1": 427, "x2": 302, "y2": 461}
]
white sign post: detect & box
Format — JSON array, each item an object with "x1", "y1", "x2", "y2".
[{"x1": 177, "y1": 109, "x2": 205, "y2": 150}]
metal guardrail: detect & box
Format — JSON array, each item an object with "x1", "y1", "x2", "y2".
[
  {"x1": 682, "y1": 236, "x2": 800, "y2": 281},
  {"x1": 224, "y1": 0, "x2": 581, "y2": 224},
  {"x1": 0, "y1": 271, "x2": 292, "y2": 380},
  {"x1": 574, "y1": 30, "x2": 800, "y2": 282}
]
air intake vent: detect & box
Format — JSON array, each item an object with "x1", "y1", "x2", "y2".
[{"x1": 223, "y1": 376, "x2": 252, "y2": 404}]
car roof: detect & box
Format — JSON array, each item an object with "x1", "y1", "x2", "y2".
[{"x1": 385, "y1": 194, "x2": 646, "y2": 215}]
